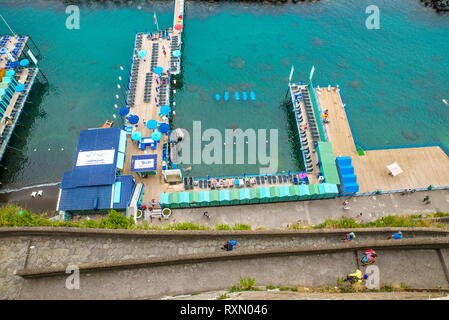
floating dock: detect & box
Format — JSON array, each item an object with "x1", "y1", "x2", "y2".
[{"x1": 316, "y1": 85, "x2": 449, "y2": 193}]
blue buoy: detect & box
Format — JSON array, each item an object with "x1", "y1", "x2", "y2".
[
  {"x1": 235, "y1": 92, "x2": 240, "y2": 101},
  {"x1": 224, "y1": 91, "x2": 230, "y2": 101},
  {"x1": 215, "y1": 93, "x2": 221, "y2": 101},
  {"x1": 242, "y1": 92, "x2": 248, "y2": 101},
  {"x1": 250, "y1": 91, "x2": 256, "y2": 101}
]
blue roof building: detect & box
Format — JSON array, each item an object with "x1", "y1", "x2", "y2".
[{"x1": 57, "y1": 128, "x2": 135, "y2": 216}]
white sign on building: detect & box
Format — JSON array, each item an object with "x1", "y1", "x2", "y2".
[{"x1": 76, "y1": 149, "x2": 115, "y2": 166}]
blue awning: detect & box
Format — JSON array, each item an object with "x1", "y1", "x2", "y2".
[{"x1": 131, "y1": 154, "x2": 157, "y2": 172}]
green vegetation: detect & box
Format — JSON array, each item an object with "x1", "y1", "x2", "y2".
[
  {"x1": 356, "y1": 146, "x2": 365, "y2": 156},
  {"x1": 265, "y1": 285, "x2": 298, "y2": 292},
  {"x1": 216, "y1": 293, "x2": 229, "y2": 300},
  {"x1": 229, "y1": 277, "x2": 259, "y2": 292},
  {"x1": 0, "y1": 205, "x2": 253, "y2": 231},
  {"x1": 288, "y1": 213, "x2": 449, "y2": 230},
  {"x1": 2, "y1": 205, "x2": 448, "y2": 231}
]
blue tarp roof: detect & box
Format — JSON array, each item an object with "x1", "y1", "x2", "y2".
[
  {"x1": 61, "y1": 128, "x2": 122, "y2": 189},
  {"x1": 130, "y1": 154, "x2": 157, "y2": 172},
  {"x1": 113, "y1": 175, "x2": 135, "y2": 209},
  {"x1": 58, "y1": 184, "x2": 112, "y2": 211},
  {"x1": 58, "y1": 175, "x2": 135, "y2": 211}
]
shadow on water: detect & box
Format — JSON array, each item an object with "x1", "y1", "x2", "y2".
[
  {"x1": 281, "y1": 95, "x2": 304, "y2": 172},
  {"x1": 0, "y1": 80, "x2": 49, "y2": 185}
]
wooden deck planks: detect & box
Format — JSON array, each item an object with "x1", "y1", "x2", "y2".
[{"x1": 317, "y1": 87, "x2": 449, "y2": 192}]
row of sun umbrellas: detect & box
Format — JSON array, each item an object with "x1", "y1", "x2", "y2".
[{"x1": 120, "y1": 105, "x2": 171, "y2": 119}]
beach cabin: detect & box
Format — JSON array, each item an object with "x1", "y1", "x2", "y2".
[{"x1": 57, "y1": 128, "x2": 136, "y2": 219}]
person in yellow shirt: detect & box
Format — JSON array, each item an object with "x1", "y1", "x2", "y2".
[{"x1": 344, "y1": 269, "x2": 368, "y2": 284}]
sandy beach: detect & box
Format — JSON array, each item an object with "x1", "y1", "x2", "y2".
[{"x1": 0, "y1": 184, "x2": 60, "y2": 215}]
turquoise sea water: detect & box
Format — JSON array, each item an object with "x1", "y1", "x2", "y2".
[{"x1": 0, "y1": 0, "x2": 448, "y2": 187}]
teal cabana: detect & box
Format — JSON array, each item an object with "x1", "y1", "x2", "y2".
[
  {"x1": 229, "y1": 189, "x2": 240, "y2": 205},
  {"x1": 168, "y1": 192, "x2": 180, "y2": 209},
  {"x1": 289, "y1": 185, "x2": 301, "y2": 201},
  {"x1": 219, "y1": 189, "x2": 231, "y2": 206},
  {"x1": 189, "y1": 191, "x2": 201, "y2": 207},
  {"x1": 308, "y1": 184, "x2": 320, "y2": 200},
  {"x1": 278, "y1": 185, "x2": 291, "y2": 201},
  {"x1": 199, "y1": 191, "x2": 211, "y2": 207},
  {"x1": 258, "y1": 187, "x2": 271, "y2": 203},
  {"x1": 317, "y1": 183, "x2": 339, "y2": 198},
  {"x1": 268, "y1": 186, "x2": 281, "y2": 202},
  {"x1": 178, "y1": 192, "x2": 191, "y2": 208},
  {"x1": 160, "y1": 193, "x2": 170, "y2": 207},
  {"x1": 239, "y1": 188, "x2": 251, "y2": 204},
  {"x1": 249, "y1": 188, "x2": 260, "y2": 204},
  {"x1": 298, "y1": 184, "x2": 311, "y2": 200},
  {"x1": 209, "y1": 190, "x2": 220, "y2": 206}
]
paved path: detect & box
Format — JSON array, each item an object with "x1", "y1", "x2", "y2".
[{"x1": 159, "y1": 189, "x2": 449, "y2": 229}]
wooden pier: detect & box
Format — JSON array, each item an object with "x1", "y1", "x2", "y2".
[
  {"x1": 122, "y1": 0, "x2": 186, "y2": 202},
  {"x1": 316, "y1": 86, "x2": 449, "y2": 193}
]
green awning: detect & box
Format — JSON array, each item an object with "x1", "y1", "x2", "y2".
[
  {"x1": 258, "y1": 187, "x2": 271, "y2": 202},
  {"x1": 321, "y1": 162, "x2": 341, "y2": 184},
  {"x1": 209, "y1": 190, "x2": 220, "y2": 205},
  {"x1": 239, "y1": 188, "x2": 251, "y2": 200},
  {"x1": 239, "y1": 188, "x2": 251, "y2": 204},
  {"x1": 278, "y1": 185, "x2": 291, "y2": 201},
  {"x1": 178, "y1": 192, "x2": 191, "y2": 207},
  {"x1": 289, "y1": 185, "x2": 301, "y2": 200},
  {"x1": 308, "y1": 184, "x2": 320, "y2": 199},
  {"x1": 168, "y1": 192, "x2": 179, "y2": 203},
  {"x1": 160, "y1": 193, "x2": 170, "y2": 206},
  {"x1": 298, "y1": 184, "x2": 310, "y2": 200},
  {"x1": 269, "y1": 186, "x2": 281, "y2": 202},
  {"x1": 189, "y1": 191, "x2": 200, "y2": 205},
  {"x1": 230, "y1": 189, "x2": 240, "y2": 201},
  {"x1": 199, "y1": 191, "x2": 210, "y2": 206}
]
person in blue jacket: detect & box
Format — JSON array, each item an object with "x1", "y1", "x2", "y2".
[{"x1": 388, "y1": 231, "x2": 403, "y2": 240}]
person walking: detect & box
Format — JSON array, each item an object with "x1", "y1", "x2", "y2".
[
  {"x1": 388, "y1": 231, "x2": 403, "y2": 240},
  {"x1": 423, "y1": 195, "x2": 431, "y2": 204},
  {"x1": 203, "y1": 211, "x2": 210, "y2": 219},
  {"x1": 341, "y1": 232, "x2": 356, "y2": 242}
]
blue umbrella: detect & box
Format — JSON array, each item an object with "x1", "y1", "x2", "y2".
[
  {"x1": 172, "y1": 50, "x2": 181, "y2": 58},
  {"x1": 151, "y1": 130, "x2": 162, "y2": 141},
  {"x1": 6, "y1": 70, "x2": 15, "y2": 77},
  {"x1": 146, "y1": 119, "x2": 158, "y2": 130},
  {"x1": 159, "y1": 105, "x2": 171, "y2": 116},
  {"x1": 131, "y1": 131, "x2": 142, "y2": 141},
  {"x1": 128, "y1": 114, "x2": 139, "y2": 124},
  {"x1": 138, "y1": 50, "x2": 147, "y2": 58},
  {"x1": 15, "y1": 84, "x2": 25, "y2": 92},
  {"x1": 153, "y1": 66, "x2": 163, "y2": 74},
  {"x1": 0, "y1": 47, "x2": 7, "y2": 54},
  {"x1": 20, "y1": 59, "x2": 29, "y2": 67},
  {"x1": 10, "y1": 61, "x2": 20, "y2": 68},
  {"x1": 119, "y1": 107, "x2": 130, "y2": 116},
  {"x1": 158, "y1": 123, "x2": 170, "y2": 133}
]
